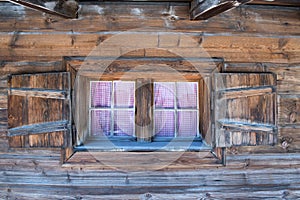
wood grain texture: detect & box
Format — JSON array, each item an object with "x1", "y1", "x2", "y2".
[
  {"x1": 135, "y1": 79, "x2": 153, "y2": 142},
  {"x1": 199, "y1": 76, "x2": 212, "y2": 145},
  {"x1": 0, "y1": 61, "x2": 63, "y2": 75},
  {"x1": 0, "y1": 3, "x2": 299, "y2": 35},
  {"x1": 222, "y1": 62, "x2": 267, "y2": 73},
  {"x1": 267, "y1": 64, "x2": 300, "y2": 94},
  {"x1": 0, "y1": 3, "x2": 299, "y2": 63},
  {"x1": 0, "y1": 32, "x2": 299, "y2": 63},
  {"x1": 215, "y1": 73, "x2": 276, "y2": 90},
  {"x1": 0, "y1": 150, "x2": 299, "y2": 199},
  {"x1": 278, "y1": 95, "x2": 300, "y2": 125},
  {"x1": 66, "y1": 151, "x2": 216, "y2": 170},
  {"x1": 74, "y1": 75, "x2": 89, "y2": 145}
]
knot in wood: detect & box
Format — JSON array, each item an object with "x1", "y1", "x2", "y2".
[
  {"x1": 289, "y1": 112, "x2": 297, "y2": 123},
  {"x1": 142, "y1": 193, "x2": 153, "y2": 200},
  {"x1": 168, "y1": 15, "x2": 179, "y2": 21}
]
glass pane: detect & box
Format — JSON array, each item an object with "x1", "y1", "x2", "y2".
[
  {"x1": 91, "y1": 82, "x2": 111, "y2": 108},
  {"x1": 177, "y1": 111, "x2": 198, "y2": 137},
  {"x1": 154, "y1": 111, "x2": 175, "y2": 137},
  {"x1": 114, "y1": 110, "x2": 134, "y2": 136},
  {"x1": 114, "y1": 81, "x2": 135, "y2": 108},
  {"x1": 90, "y1": 110, "x2": 111, "y2": 136},
  {"x1": 154, "y1": 82, "x2": 175, "y2": 109},
  {"x1": 177, "y1": 82, "x2": 198, "y2": 109}
]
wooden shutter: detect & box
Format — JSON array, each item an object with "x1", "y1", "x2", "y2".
[
  {"x1": 7, "y1": 72, "x2": 71, "y2": 148},
  {"x1": 213, "y1": 73, "x2": 277, "y2": 147}
]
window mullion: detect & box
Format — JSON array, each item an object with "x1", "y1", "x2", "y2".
[
  {"x1": 89, "y1": 81, "x2": 92, "y2": 137},
  {"x1": 135, "y1": 78, "x2": 153, "y2": 142},
  {"x1": 174, "y1": 82, "x2": 178, "y2": 138},
  {"x1": 111, "y1": 81, "x2": 114, "y2": 136}
]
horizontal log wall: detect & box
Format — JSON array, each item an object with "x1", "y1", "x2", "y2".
[
  {"x1": 0, "y1": 1, "x2": 300, "y2": 198},
  {"x1": 0, "y1": 150, "x2": 299, "y2": 199},
  {"x1": 0, "y1": 3, "x2": 299, "y2": 62}
]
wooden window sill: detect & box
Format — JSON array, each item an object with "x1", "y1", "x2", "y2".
[{"x1": 75, "y1": 137, "x2": 211, "y2": 152}]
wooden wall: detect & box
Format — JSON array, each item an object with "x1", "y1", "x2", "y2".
[
  {"x1": 0, "y1": 1, "x2": 300, "y2": 199},
  {"x1": 0, "y1": 1, "x2": 299, "y2": 152}
]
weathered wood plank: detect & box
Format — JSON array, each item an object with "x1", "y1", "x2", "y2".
[
  {"x1": 68, "y1": 56, "x2": 220, "y2": 74},
  {"x1": 7, "y1": 120, "x2": 69, "y2": 137},
  {"x1": 219, "y1": 87, "x2": 274, "y2": 100},
  {"x1": 0, "y1": 185, "x2": 299, "y2": 200},
  {"x1": 10, "y1": 72, "x2": 70, "y2": 90},
  {"x1": 278, "y1": 126, "x2": 300, "y2": 151},
  {"x1": 0, "y1": 61, "x2": 63, "y2": 75},
  {"x1": 278, "y1": 95, "x2": 300, "y2": 125},
  {"x1": 8, "y1": 95, "x2": 26, "y2": 129},
  {"x1": 10, "y1": 88, "x2": 67, "y2": 99},
  {"x1": 1, "y1": 32, "x2": 300, "y2": 63},
  {"x1": 0, "y1": 3, "x2": 299, "y2": 36},
  {"x1": 215, "y1": 73, "x2": 276, "y2": 91},
  {"x1": 217, "y1": 129, "x2": 276, "y2": 147},
  {"x1": 267, "y1": 64, "x2": 300, "y2": 94},
  {"x1": 218, "y1": 120, "x2": 275, "y2": 132},
  {"x1": 216, "y1": 93, "x2": 276, "y2": 125},
  {"x1": 66, "y1": 151, "x2": 218, "y2": 171},
  {"x1": 222, "y1": 62, "x2": 267, "y2": 73},
  {"x1": 0, "y1": 137, "x2": 8, "y2": 151},
  {"x1": 0, "y1": 92, "x2": 7, "y2": 109}
]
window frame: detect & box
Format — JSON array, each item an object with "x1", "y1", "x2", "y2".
[{"x1": 65, "y1": 57, "x2": 278, "y2": 165}]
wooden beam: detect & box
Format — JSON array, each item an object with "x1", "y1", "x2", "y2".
[
  {"x1": 191, "y1": 0, "x2": 300, "y2": 20},
  {"x1": 190, "y1": 0, "x2": 252, "y2": 20},
  {"x1": 6, "y1": 0, "x2": 77, "y2": 19}
]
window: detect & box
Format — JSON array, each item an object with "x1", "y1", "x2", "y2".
[
  {"x1": 154, "y1": 82, "x2": 199, "y2": 139},
  {"x1": 90, "y1": 81, "x2": 135, "y2": 137},
  {"x1": 88, "y1": 81, "x2": 201, "y2": 142}
]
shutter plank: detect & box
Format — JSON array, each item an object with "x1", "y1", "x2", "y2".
[
  {"x1": 49, "y1": 131, "x2": 65, "y2": 147},
  {"x1": 214, "y1": 73, "x2": 277, "y2": 147},
  {"x1": 215, "y1": 73, "x2": 276, "y2": 90},
  {"x1": 8, "y1": 95, "x2": 27, "y2": 147}
]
